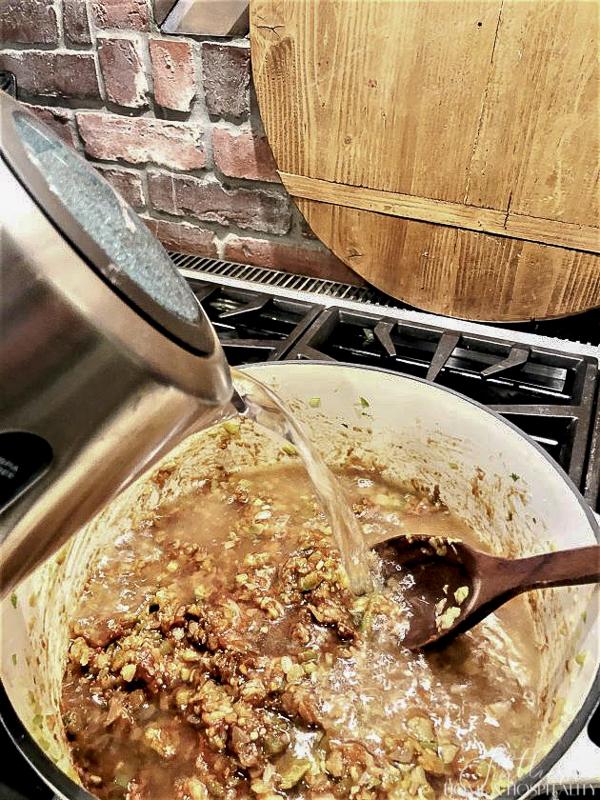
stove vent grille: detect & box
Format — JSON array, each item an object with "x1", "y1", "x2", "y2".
[
  {"x1": 168, "y1": 252, "x2": 402, "y2": 308},
  {"x1": 168, "y1": 252, "x2": 600, "y2": 348}
]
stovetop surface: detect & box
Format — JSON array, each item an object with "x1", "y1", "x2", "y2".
[
  {"x1": 4, "y1": 263, "x2": 599, "y2": 799},
  {"x1": 188, "y1": 274, "x2": 600, "y2": 515}
]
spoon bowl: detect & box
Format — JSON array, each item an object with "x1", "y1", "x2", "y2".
[{"x1": 376, "y1": 534, "x2": 600, "y2": 649}]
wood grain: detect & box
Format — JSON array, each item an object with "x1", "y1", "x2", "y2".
[
  {"x1": 252, "y1": 0, "x2": 502, "y2": 199},
  {"x1": 282, "y1": 172, "x2": 600, "y2": 253},
  {"x1": 297, "y1": 199, "x2": 600, "y2": 322},
  {"x1": 465, "y1": 1, "x2": 600, "y2": 226},
  {"x1": 251, "y1": 0, "x2": 600, "y2": 321}
]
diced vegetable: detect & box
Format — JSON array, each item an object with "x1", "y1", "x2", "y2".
[
  {"x1": 120, "y1": 664, "x2": 136, "y2": 682},
  {"x1": 437, "y1": 605, "x2": 461, "y2": 630},
  {"x1": 575, "y1": 651, "x2": 587, "y2": 667},
  {"x1": 454, "y1": 586, "x2": 469, "y2": 604},
  {"x1": 277, "y1": 755, "x2": 310, "y2": 789}
]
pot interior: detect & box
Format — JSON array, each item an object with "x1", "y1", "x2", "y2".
[{"x1": 1, "y1": 364, "x2": 598, "y2": 797}]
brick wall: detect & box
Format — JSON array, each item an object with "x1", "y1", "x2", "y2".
[{"x1": 0, "y1": 0, "x2": 360, "y2": 284}]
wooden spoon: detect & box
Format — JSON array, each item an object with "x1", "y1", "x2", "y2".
[{"x1": 374, "y1": 535, "x2": 600, "y2": 649}]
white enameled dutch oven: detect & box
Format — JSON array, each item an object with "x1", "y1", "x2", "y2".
[{"x1": 1, "y1": 364, "x2": 599, "y2": 799}]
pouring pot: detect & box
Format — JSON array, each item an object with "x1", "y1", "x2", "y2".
[
  {"x1": 0, "y1": 93, "x2": 232, "y2": 593},
  {"x1": 1, "y1": 363, "x2": 599, "y2": 799}
]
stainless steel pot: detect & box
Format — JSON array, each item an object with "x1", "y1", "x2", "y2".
[
  {"x1": 1, "y1": 363, "x2": 599, "y2": 799},
  {"x1": 0, "y1": 93, "x2": 232, "y2": 592}
]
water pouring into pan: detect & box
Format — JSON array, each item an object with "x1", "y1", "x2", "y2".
[{"x1": 0, "y1": 92, "x2": 369, "y2": 599}]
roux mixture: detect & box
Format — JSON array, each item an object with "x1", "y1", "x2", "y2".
[{"x1": 61, "y1": 457, "x2": 540, "y2": 800}]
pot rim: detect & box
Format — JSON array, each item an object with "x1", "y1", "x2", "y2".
[{"x1": 1, "y1": 361, "x2": 598, "y2": 800}]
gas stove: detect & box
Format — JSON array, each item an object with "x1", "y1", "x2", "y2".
[
  {"x1": 3, "y1": 253, "x2": 599, "y2": 800},
  {"x1": 178, "y1": 255, "x2": 600, "y2": 517}
]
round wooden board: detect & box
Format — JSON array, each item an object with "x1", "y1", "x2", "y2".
[{"x1": 250, "y1": 0, "x2": 600, "y2": 322}]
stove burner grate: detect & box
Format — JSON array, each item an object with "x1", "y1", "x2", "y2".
[
  {"x1": 286, "y1": 306, "x2": 600, "y2": 512},
  {"x1": 188, "y1": 278, "x2": 321, "y2": 365}
]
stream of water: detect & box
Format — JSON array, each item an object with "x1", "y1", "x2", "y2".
[{"x1": 231, "y1": 369, "x2": 373, "y2": 595}]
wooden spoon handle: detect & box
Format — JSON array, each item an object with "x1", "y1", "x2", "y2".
[{"x1": 497, "y1": 545, "x2": 600, "y2": 594}]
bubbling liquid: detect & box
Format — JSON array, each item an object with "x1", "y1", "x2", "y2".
[
  {"x1": 61, "y1": 462, "x2": 541, "y2": 800},
  {"x1": 59, "y1": 370, "x2": 543, "y2": 800}
]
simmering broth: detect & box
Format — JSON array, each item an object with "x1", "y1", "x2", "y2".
[{"x1": 61, "y1": 442, "x2": 540, "y2": 800}]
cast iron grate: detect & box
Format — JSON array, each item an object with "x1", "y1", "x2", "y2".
[
  {"x1": 187, "y1": 275, "x2": 322, "y2": 365},
  {"x1": 286, "y1": 306, "x2": 600, "y2": 511},
  {"x1": 0, "y1": 70, "x2": 17, "y2": 97},
  {"x1": 587, "y1": 408, "x2": 600, "y2": 514}
]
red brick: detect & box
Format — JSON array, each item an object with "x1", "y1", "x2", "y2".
[
  {"x1": 143, "y1": 218, "x2": 218, "y2": 258},
  {"x1": 202, "y1": 43, "x2": 250, "y2": 119},
  {"x1": 0, "y1": 0, "x2": 58, "y2": 44},
  {"x1": 98, "y1": 38, "x2": 148, "y2": 109},
  {"x1": 148, "y1": 172, "x2": 291, "y2": 235},
  {"x1": 0, "y1": 52, "x2": 100, "y2": 100},
  {"x1": 212, "y1": 128, "x2": 279, "y2": 183},
  {"x1": 223, "y1": 237, "x2": 364, "y2": 285},
  {"x1": 25, "y1": 105, "x2": 76, "y2": 147},
  {"x1": 149, "y1": 39, "x2": 196, "y2": 113},
  {"x1": 64, "y1": 0, "x2": 92, "y2": 45},
  {"x1": 76, "y1": 113, "x2": 206, "y2": 170},
  {"x1": 91, "y1": 0, "x2": 149, "y2": 31},
  {"x1": 97, "y1": 167, "x2": 145, "y2": 209}
]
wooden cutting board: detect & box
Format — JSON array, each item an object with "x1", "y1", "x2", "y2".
[{"x1": 250, "y1": 0, "x2": 600, "y2": 321}]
